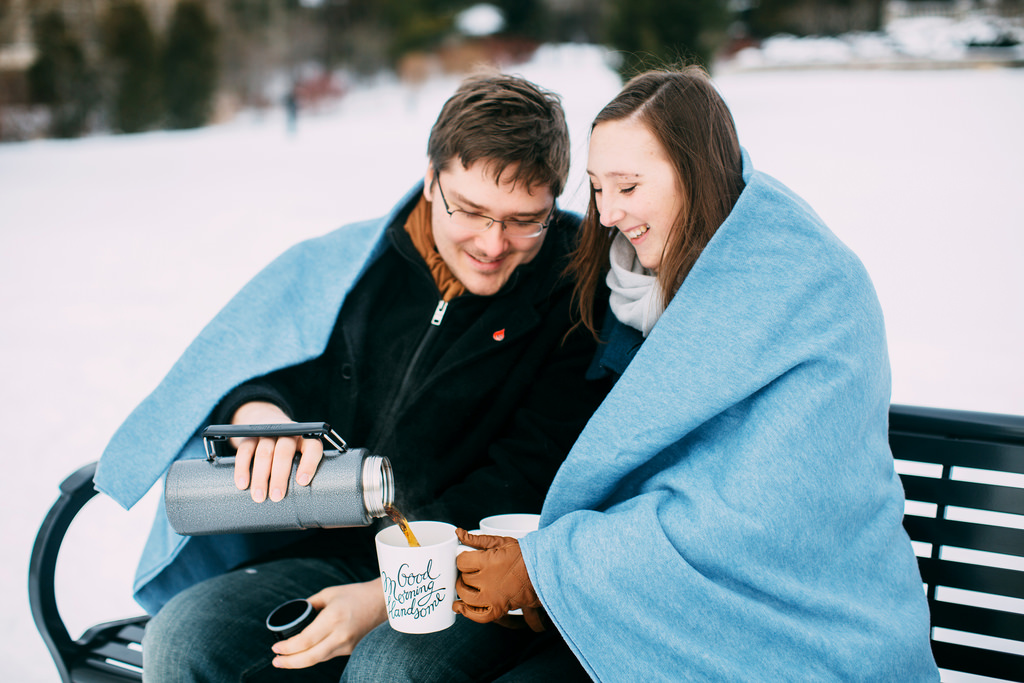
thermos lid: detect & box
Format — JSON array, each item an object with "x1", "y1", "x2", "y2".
[
  {"x1": 362, "y1": 454, "x2": 394, "y2": 518},
  {"x1": 266, "y1": 599, "x2": 317, "y2": 640}
]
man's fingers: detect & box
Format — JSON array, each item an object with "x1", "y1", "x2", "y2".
[
  {"x1": 294, "y1": 438, "x2": 324, "y2": 487},
  {"x1": 272, "y1": 638, "x2": 338, "y2": 670},
  {"x1": 249, "y1": 437, "x2": 277, "y2": 503},
  {"x1": 240, "y1": 435, "x2": 321, "y2": 503},
  {"x1": 270, "y1": 599, "x2": 369, "y2": 668},
  {"x1": 268, "y1": 437, "x2": 299, "y2": 502},
  {"x1": 271, "y1": 622, "x2": 320, "y2": 657},
  {"x1": 233, "y1": 439, "x2": 256, "y2": 490},
  {"x1": 270, "y1": 619, "x2": 332, "y2": 669}
]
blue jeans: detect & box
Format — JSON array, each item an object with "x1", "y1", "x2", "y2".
[
  {"x1": 143, "y1": 557, "x2": 375, "y2": 683},
  {"x1": 343, "y1": 616, "x2": 592, "y2": 682}
]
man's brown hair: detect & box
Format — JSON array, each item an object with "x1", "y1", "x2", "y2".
[{"x1": 427, "y1": 72, "x2": 570, "y2": 197}]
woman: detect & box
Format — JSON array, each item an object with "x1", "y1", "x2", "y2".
[{"x1": 450, "y1": 67, "x2": 939, "y2": 681}]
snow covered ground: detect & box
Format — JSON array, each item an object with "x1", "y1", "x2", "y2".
[{"x1": 2, "y1": 37, "x2": 1022, "y2": 681}]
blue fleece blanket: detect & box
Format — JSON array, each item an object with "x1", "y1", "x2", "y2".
[
  {"x1": 94, "y1": 184, "x2": 420, "y2": 613},
  {"x1": 519, "y1": 155, "x2": 939, "y2": 680}
]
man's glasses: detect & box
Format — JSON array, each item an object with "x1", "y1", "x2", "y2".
[{"x1": 436, "y1": 178, "x2": 553, "y2": 239}]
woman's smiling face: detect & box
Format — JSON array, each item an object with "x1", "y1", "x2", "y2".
[{"x1": 587, "y1": 117, "x2": 683, "y2": 273}]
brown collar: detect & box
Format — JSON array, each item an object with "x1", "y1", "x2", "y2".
[{"x1": 403, "y1": 196, "x2": 466, "y2": 301}]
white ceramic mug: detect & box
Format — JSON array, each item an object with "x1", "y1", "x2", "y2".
[
  {"x1": 479, "y1": 513, "x2": 540, "y2": 539},
  {"x1": 375, "y1": 521, "x2": 458, "y2": 633}
]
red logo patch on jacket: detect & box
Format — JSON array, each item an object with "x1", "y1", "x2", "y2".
[{"x1": 492, "y1": 329, "x2": 505, "y2": 342}]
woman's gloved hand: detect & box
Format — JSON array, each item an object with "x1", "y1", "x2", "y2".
[{"x1": 452, "y1": 528, "x2": 546, "y2": 632}]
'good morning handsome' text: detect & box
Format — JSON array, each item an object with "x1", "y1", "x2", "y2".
[{"x1": 381, "y1": 560, "x2": 446, "y2": 620}]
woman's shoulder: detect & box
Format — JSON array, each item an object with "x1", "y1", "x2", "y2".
[{"x1": 727, "y1": 169, "x2": 874, "y2": 287}]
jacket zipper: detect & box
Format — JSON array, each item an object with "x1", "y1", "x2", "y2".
[
  {"x1": 398, "y1": 299, "x2": 446, "y2": 399},
  {"x1": 370, "y1": 299, "x2": 447, "y2": 446},
  {"x1": 431, "y1": 300, "x2": 448, "y2": 325}
]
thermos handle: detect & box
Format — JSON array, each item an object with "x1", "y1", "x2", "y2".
[{"x1": 201, "y1": 423, "x2": 348, "y2": 461}]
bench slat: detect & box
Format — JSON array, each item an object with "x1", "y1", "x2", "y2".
[
  {"x1": 932, "y1": 640, "x2": 1024, "y2": 681},
  {"x1": 87, "y1": 641, "x2": 143, "y2": 669},
  {"x1": 113, "y1": 623, "x2": 146, "y2": 644},
  {"x1": 918, "y1": 556, "x2": 1024, "y2": 602},
  {"x1": 928, "y1": 600, "x2": 1024, "y2": 642},
  {"x1": 902, "y1": 476, "x2": 1024, "y2": 516},
  {"x1": 890, "y1": 433, "x2": 1024, "y2": 474},
  {"x1": 904, "y1": 516, "x2": 1024, "y2": 558}
]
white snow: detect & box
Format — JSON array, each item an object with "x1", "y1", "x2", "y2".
[{"x1": 2, "y1": 33, "x2": 1022, "y2": 682}]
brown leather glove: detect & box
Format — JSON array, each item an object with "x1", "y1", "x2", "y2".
[{"x1": 453, "y1": 528, "x2": 546, "y2": 632}]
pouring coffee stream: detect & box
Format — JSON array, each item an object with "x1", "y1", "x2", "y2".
[{"x1": 385, "y1": 505, "x2": 421, "y2": 547}]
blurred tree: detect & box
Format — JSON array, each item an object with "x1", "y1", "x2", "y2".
[
  {"x1": 745, "y1": 0, "x2": 884, "y2": 37},
  {"x1": 27, "y1": 10, "x2": 99, "y2": 138},
  {"x1": 307, "y1": 0, "x2": 466, "y2": 74},
  {"x1": 101, "y1": 1, "x2": 161, "y2": 133},
  {"x1": 377, "y1": 0, "x2": 461, "y2": 65},
  {"x1": 745, "y1": 0, "x2": 802, "y2": 36},
  {"x1": 219, "y1": 0, "x2": 289, "y2": 108},
  {"x1": 162, "y1": 1, "x2": 219, "y2": 129},
  {"x1": 228, "y1": 0, "x2": 276, "y2": 32},
  {"x1": 545, "y1": 0, "x2": 605, "y2": 44},
  {"x1": 605, "y1": 0, "x2": 732, "y2": 75},
  {"x1": 490, "y1": 0, "x2": 549, "y2": 42}
]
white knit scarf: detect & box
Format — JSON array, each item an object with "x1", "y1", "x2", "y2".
[{"x1": 605, "y1": 232, "x2": 664, "y2": 337}]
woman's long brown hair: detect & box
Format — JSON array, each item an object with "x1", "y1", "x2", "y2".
[{"x1": 567, "y1": 66, "x2": 745, "y2": 338}]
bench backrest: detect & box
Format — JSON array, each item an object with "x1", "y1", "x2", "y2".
[{"x1": 891, "y1": 404, "x2": 1024, "y2": 682}]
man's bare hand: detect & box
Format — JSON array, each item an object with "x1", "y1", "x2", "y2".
[
  {"x1": 231, "y1": 401, "x2": 324, "y2": 503},
  {"x1": 270, "y1": 580, "x2": 388, "y2": 669}
]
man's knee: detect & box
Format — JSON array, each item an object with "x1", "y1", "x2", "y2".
[
  {"x1": 343, "y1": 625, "x2": 396, "y2": 682},
  {"x1": 142, "y1": 579, "x2": 256, "y2": 681},
  {"x1": 143, "y1": 590, "x2": 211, "y2": 677}
]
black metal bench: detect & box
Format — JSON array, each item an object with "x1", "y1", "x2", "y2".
[{"x1": 29, "y1": 404, "x2": 1024, "y2": 681}]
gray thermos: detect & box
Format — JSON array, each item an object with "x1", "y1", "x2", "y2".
[{"x1": 164, "y1": 423, "x2": 394, "y2": 536}]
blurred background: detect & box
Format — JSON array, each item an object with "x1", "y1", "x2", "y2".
[
  {"x1": 1, "y1": 0, "x2": 1022, "y2": 140},
  {"x1": 2, "y1": 1, "x2": 1022, "y2": 682}
]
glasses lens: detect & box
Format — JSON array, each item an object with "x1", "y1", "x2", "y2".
[
  {"x1": 503, "y1": 221, "x2": 544, "y2": 238},
  {"x1": 451, "y1": 211, "x2": 492, "y2": 232}
]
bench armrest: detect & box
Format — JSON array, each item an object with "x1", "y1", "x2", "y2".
[{"x1": 28, "y1": 462, "x2": 102, "y2": 682}]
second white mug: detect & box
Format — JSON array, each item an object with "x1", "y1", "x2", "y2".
[{"x1": 478, "y1": 513, "x2": 540, "y2": 539}]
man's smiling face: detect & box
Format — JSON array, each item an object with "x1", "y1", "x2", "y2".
[{"x1": 425, "y1": 161, "x2": 553, "y2": 296}]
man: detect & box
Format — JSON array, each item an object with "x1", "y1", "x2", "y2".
[{"x1": 94, "y1": 73, "x2": 607, "y2": 681}]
